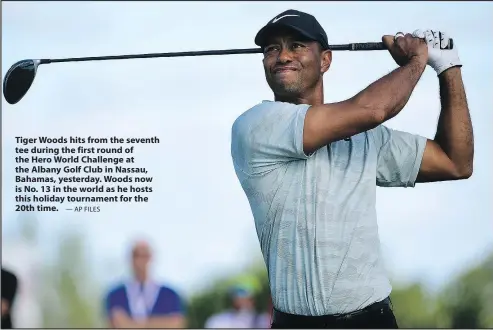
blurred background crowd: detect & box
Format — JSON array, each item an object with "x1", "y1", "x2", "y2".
[{"x1": 2, "y1": 216, "x2": 492, "y2": 328}]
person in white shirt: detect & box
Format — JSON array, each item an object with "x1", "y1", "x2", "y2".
[
  {"x1": 104, "y1": 240, "x2": 186, "y2": 328},
  {"x1": 205, "y1": 285, "x2": 270, "y2": 328}
]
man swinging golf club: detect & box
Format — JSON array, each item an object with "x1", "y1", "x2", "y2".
[{"x1": 231, "y1": 9, "x2": 473, "y2": 329}]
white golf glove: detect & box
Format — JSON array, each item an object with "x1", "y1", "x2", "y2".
[{"x1": 412, "y1": 29, "x2": 462, "y2": 75}]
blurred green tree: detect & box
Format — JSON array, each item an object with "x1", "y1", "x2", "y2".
[
  {"x1": 435, "y1": 252, "x2": 493, "y2": 328},
  {"x1": 40, "y1": 229, "x2": 104, "y2": 328},
  {"x1": 390, "y1": 283, "x2": 438, "y2": 328}
]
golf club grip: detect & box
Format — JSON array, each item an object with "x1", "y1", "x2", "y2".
[{"x1": 339, "y1": 38, "x2": 454, "y2": 51}]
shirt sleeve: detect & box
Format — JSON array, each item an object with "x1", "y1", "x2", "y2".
[
  {"x1": 153, "y1": 287, "x2": 184, "y2": 316},
  {"x1": 371, "y1": 125, "x2": 427, "y2": 187},
  {"x1": 104, "y1": 290, "x2": 115, "y2": 318},
  {"x1": 231, "y1": 101, "x2": 311, "y2": 175}
]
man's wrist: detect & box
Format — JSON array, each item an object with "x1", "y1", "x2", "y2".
[
  {"x1": 407, "y1": 56, "x2": 427, "y2": 75},
  {"x1": 438, "y1": 65, "x2": 462, "y2": 78}
]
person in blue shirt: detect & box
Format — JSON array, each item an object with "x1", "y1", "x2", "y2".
[{"x1": 104, "y1": 240, "x2": 186, "y2": 328}]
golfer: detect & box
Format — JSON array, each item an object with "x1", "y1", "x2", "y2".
[{"x1": 231, "y1": 9, "x2": 473, "y2": 329}]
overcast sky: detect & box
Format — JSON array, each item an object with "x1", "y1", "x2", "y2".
[{"x1": 2, "y1": 1, "x2": 492, "y2": 297}]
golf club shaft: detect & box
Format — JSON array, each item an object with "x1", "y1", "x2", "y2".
[
  {"x1": 39, "y1": 39, "x2": 454, "y2": 64},
  {"x1": 39, "y1": 42, "x2": 392, "y2": 64}
]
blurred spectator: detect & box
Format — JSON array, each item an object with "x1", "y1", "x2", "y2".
[
  {"x1": 1, "y1": 268, "x2": 18, "y2": 329},
  {"x1": 204, "y1": 285, "x2": 270, "y2": 328},
  {"x1": 104, "y1": 240, "x2": 186, "y2": 328}
]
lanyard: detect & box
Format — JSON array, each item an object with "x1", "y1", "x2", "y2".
[{"x1": 125, "y1": 281, "x2": 160, "y2": 319}]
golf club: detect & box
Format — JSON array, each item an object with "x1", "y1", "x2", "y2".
[{"x1": 3, "y1": 39, "x2": 453, "y2": 105}]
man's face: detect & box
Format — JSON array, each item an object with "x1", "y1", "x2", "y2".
[
  {"x1": 233, "y1": 295, "x2": 254, "y2": 311},
  {"x1": 132, "y1": 243, "x2": 151, "y2": 276},
  {"x1": 262, "y1": 29, "x2": 331, "y2": 98}
]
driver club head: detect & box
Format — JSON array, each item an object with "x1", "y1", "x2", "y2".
[{"x1": 3, "y1": 59, "x2": 40, "y2": 105}]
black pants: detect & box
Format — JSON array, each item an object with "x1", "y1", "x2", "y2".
[{"x1": 271, "y1": 297, "x2": 398, "y2": 329}]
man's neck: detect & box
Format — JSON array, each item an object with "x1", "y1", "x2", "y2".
[
  {"x1": 274, "y1": 85, "x2": 324, "y2": 106},
  {"x1": 134, "y1": 274, "x2": 148, "y2": 284}
]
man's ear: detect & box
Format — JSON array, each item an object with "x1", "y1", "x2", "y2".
[{"x1": 321, "y1": 50, "x2": 332, "y2": 74}]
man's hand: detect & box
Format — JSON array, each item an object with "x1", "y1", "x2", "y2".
[
  {"x1": 413, "y1": 29, "x2": 462, "y2": 75},
  {"x1": 111, "y1": 308, "x2": 146, "y2": 329},
  {"x1": 382, "y1": 32, "x2": 428, "y2": 67},
  {"x1": 145, "y1": 315, "x2": 186, "y2": 329}
]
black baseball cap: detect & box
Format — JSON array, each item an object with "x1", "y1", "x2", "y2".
[{"x1": 254, "y1": 9, "x2": 330, "y2": 50}]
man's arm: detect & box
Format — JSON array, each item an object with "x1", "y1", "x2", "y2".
[
  {"x1": 416, "y1": 67, "x2": 474, "y2": 182},
  {"x1": 303, "y1": 34, "x2": 428, "y2": 155},
  {"x1": 109, "y1": 311, "x2": 185, "y2": 329},
  {"x1": 232, "y1": 33, "x2": 428, "y2": 175},
  {"x1": 145, "y1": 314, "x2": 186, "y2": 328},
  {"x1": 143, "y1": 287, "x2": 186, "y2": 328},
  {"x1": 109, "y1": 309, "x2": 146, "y2": 329}
]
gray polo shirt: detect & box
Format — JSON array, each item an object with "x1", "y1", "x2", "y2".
[{"x1": 231, "y1": 101, "x2": 427, "y2": 316}]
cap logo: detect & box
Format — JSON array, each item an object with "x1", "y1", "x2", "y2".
[{"x1": 271, "y1": 14, "x2": 299, "y2": 23}]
